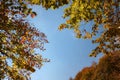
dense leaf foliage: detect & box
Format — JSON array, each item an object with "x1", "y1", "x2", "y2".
[
  {"x1": 0, "y1": 0, "x2": 49, "y2": 79},
  {"x1": 58, "y1": 0, "x2": 120, "y2": 56},
  {"x1": 1, "y1": 0, "x2": 120, "y2": 79},
  {"x1": 29, "y1": 0, "x2": 70, "y2": 9},
  {"x1": 74, "y1": 51, "x2": 120, "y2": 80}
]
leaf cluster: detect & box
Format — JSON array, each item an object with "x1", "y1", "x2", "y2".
[
  {"x1": 58, "y1": 0, "x2": 120, "y2": 56},
  {"x1": 0, "y1": 0, "x2": 49, "y2": 79},
  {"x1": 29, "y1": 0, "x2": 70, "y2": 9},
  {"x1": 74, "y1": 51, "x2": 120, "y2": 80}
]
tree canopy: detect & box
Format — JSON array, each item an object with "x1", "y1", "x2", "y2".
[
  {"x1": 0, "y1": 0, "x2": 120, "y2": 79},
  {"x1": 74, "y1": 51, "x2": 120, "y2": 80},
  {"x1": 21, "y1": 0, "x2": 120, "y2": 57},
  {"x1": 58, "y1": 0, "x2": 120, "y2": 56},
  {"x1": 0, "y1": 0, "x2": 49, "y2": 79}
]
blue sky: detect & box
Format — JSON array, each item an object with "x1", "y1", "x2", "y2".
[{"x1": 28, "y1": 5, "x2": 102, "y2": 80}]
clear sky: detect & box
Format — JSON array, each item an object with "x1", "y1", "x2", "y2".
[{"x1": 27, "y1": 5, "x2": 102, "y2": 80}]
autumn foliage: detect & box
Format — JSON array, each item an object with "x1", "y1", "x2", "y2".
[
  {"x1": 0, "y1": 0, "x2": 120, "y2": 79},
  {"x1": 74, "y1": 51, "x2": 120, "y2": 80},
  {"x1": 0, "y1": 0, "x2": 49, "y2": 79},
  {"x1": 59, "y1": 0, "x2": 120, "y2": 56},
  {"x1": 0, "y1": 0, "x2": 71, "y2": 79}
]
